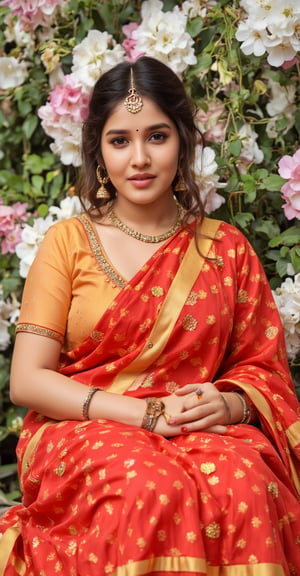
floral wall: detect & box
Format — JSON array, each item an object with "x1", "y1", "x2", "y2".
[{"x1": 0, "y1": 0, "x2": 299, "y2": 498}]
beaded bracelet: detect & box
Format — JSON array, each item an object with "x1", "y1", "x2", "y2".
[{"x1": 82, "y1": 387, "x2": 102, "y2": 420}]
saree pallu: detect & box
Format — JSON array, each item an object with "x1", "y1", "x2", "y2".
[{"x1": 0, "y1": 215, "x2": 299, "y2": 575}]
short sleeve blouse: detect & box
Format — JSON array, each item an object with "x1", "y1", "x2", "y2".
[{"x1": 16, "y1": 215, "x2": 123, "y2": 351}]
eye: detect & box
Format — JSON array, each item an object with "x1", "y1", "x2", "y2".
[
  {"x1": 110, "y1": 136, "x2": 128, "y2": 147},
  {"x1": 149, "y1": 132, "x2": 168, "y2": 143}
]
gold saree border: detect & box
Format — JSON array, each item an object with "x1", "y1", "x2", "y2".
[
  {"x1": 218, "y1": 378, "x2": 300, "y2": 494},
  {"x1": 0, "y1": 524, "x2": 25, "y2": 576},
  {"x1": 109, "y1": 218, "x2": 221, "y2": 394},
  {"x1": 20, "y1": 420, "x2": 56, "y2": 484},
  {"x1": 109, "y1": 556, "x2": 285, "y2": 576}
]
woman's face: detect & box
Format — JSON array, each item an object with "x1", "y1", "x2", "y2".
[{"x1": 100, "y1": 96, "x2": 180, "y2": 207}]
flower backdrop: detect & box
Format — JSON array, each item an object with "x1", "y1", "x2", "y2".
[{"x1": 0, "y1": 0, "x2": 299, "y2": 498}]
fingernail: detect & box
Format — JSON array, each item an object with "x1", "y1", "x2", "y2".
[{"x1": 181, "y1": 426, "x2": 188, "y2": 433}]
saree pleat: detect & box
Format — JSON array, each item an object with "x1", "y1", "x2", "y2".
[{"x1": 0, "y1": 215, "x2": 299, "y2": 574}]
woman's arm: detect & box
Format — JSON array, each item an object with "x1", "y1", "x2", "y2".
[
  {"x1": 10, "y1": 333, "x2": 230, "y2": 434},
  {"x1": 10, "y1": 332, "x2": 146, "y2": 425}
]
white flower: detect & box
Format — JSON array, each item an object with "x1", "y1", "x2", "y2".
[
  {"x1": 0, "y1": 57, "x2": 28, "y2": 90},
  {"x1": 273, "y1": 273, "x2": 300, "y2": 360},
  {"x1": 4, "y1": 13, "x2": 34, "y2": 53},
  {"x1": 0, "y1": 290, "x2": 20, "y2": 351},
  {"x1": 238, "y1": 124, "x2": 264, "y2": 167},
  {"x1": 132, "y1": 0, "x2": 197, "y2": 75},
  {"x1": 72, "y1": 30, "x2": 126, "y2": 90},
  {"x1": 50, "y1": 123, "x2": 83, "y2": 167},
  {"x1": 266, "y1": 79, "x2": 296, "y2": 138},
  {"x1": 182, "y1": 0, "x2": 217, "y2": 19},
  {"x1": 0, "y1": 318, "x2": 11, "y2": 351},
  {"x1": 16, "y1": 215, "x2": 54, "y2": 278},
  {"x1": 49, "y1": 195, "x2": 82, "y2": 220},
  {"x1": 194, "y1": 145, "x2": 226, "y2": 214},
  {"x1": 235, "y1": 19, "x2": 268, "y2": 57},
  {"x1": 236, "y1": 0, "x2": 300, "y2": 66}
]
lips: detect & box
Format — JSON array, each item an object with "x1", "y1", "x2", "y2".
[{"x1": 129, "y1": 173, "x2": 155, "y2": 181}]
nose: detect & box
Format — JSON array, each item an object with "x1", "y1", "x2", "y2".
[{"x1": 131, "y1": 139, "x2": 150, "y2": 168}]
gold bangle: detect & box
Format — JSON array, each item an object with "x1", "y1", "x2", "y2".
[
  {"x1": 82, "y1": 387, "x2": 102, "y2": 420},
  {"x1": 141, "y1": 397, "x2": 166, "y2": 432}
]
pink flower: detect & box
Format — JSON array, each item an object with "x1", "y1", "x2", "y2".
[
  {"x1": 281, "y1": 180, "x2": 300, "y2": 220},
  {"x1": 0, "y1": 0, "x2": 62, "y2": 31},
  {"x1": 278, "y1": 150, "x2": 300, "y2": 180},
  {"x1": 196, "y1": 100, "x2": 227, "y2": 144},
  {"x1": 48, "y1": 74, "x2": 90, "y2": 123},
  {"x1": 122, "y1": 22, "x2": 144, "y2": 62},
  {"x1": 0, "y1": 202, "x2": 30, "y2": 254},
  {"x1": 1, "y1": 223, "x2": 22, "y2": 254},
  {"x1": 278, "y1": 149, "x2": 300, "y2": 220}
]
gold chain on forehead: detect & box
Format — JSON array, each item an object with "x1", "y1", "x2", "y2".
[{"x1": 124, "y1": 67, "x2": 143, "y2": 113}]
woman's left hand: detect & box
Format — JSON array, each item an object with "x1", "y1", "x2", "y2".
[{"x1": 167, "y1": 383, "x2": 229, "y2": 434}]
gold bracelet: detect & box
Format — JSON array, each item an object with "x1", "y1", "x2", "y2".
[
  {"x1": 141, "y1": 397, "x2": 166, "y2": 432},
  {"x1": 82, "y1": 387, "x2": 102, "y2": 420}
]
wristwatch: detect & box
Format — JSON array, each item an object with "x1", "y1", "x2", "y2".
[{"x1": 141, "y1": 397, "x2": 166, "y2": 432}]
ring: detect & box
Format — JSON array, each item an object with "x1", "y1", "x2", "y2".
[{"x1": 195, "y1": 388, "x2": 203, "y2": 400}]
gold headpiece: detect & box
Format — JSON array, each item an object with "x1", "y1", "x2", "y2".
[{"x1": 124, "y1": 68, "x2": 143, "y2": 114}]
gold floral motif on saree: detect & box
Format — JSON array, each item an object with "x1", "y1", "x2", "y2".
[
  {"x1": 151, "y1": 286, "x2": 164, "y2": 297},
  {"x1": 182, "y1": 314, "x2": 198, "y2": 331},
  {"x1": 265, "y1": 326, "x2": 279, "y2": 339},
  {"x1": 205, "y1": 522, "x2": 221, "y2": 539}
]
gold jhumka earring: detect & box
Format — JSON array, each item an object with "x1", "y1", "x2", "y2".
[
  {"x1": 124, "y1": 68, "x2": 143, "y2": 114},
  {"x1": 96, "y1": 165, "x2": 110, "y2": 199},
  {"x1": 174, "y1": 167, "x2": 186, "y2": 193}
]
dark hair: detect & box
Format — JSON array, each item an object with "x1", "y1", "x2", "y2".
[{"x1": 77, "y1": 56, "x2": 204, "y2": 220}]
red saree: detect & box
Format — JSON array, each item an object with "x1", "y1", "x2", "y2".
[{"x1": 0, "y1": 214, "x2": 299, "y2": 575}]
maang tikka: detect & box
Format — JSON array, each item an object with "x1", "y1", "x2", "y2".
[{"x1": 124, "y1": 68, "x2": 143, "y2": 114}]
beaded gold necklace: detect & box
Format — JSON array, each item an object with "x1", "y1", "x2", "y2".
[{"x1": 108, "y1": 203, "x2": 185, "y2": 243}]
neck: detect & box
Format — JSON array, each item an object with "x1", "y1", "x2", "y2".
[{"x1": 111, "y1": 196, "x2": 179, "y2": 234}]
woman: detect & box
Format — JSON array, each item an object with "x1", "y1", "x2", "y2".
[{"x1": 0, "y1": 56, "x2": 299, "y2": 575}]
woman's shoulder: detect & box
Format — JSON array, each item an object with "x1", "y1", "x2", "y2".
[
  {"x1": 209, "y1": 218, "x2": 252, "y2": 247},
  {"x1": 44, "y1": 213, "x2": 90, "y2": 243}
]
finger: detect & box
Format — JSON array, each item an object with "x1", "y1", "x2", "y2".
[
  {"x1": 180, "y1": 424, "x2": 227, "y2": 435},
  {"x1": 174, "y1": 384, "x2": 201, "y2": 396}
]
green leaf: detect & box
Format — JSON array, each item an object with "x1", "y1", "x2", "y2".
[
  {"x1": 262, "y1": 174, "x2": 285, "y2": 192},
  {"x1": 229, "y1": 139, "x2": 242, "y2": 157},
  {"x1": 24, "y1": 153, "x2": 55, "y2": 175},
  {"x1": 31, "y1": 175, "x2": 44, "y2": 195},
  {"x1": 187, "y1": 17, "x2": 203, "y2": 38},
  {"x1": 195, "y1": 53, "x2": 212, "y2": 71},
  {"x1": 22, "y1": 115, "x2": 39, "y2": 139},
  {"x1": 276, "y1": 259, "x2": 288, "y2": 277},
  {"x1": 290, "y1": 247, "x2": 300, "y2": 273},
  {"x1": 37, "y1": 203, "x2": 49, "y2": 218},
  {"x1": 234, "y1": 212, "x2": 255, "y2": 229},
  {"x1": 253, "y1": 219, "x2": 280, "y2": 239},
  {"x1": 241, "y1": 174, "x2": 256, "y2": 203},
  {"x1": 269, "y1": 226, "x2": 300, "y2": 247},
  {"x1": 17, "y1": 99, "x2": 32, "y2": 116}
]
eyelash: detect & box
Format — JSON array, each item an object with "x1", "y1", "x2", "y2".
[{"x1": 110, "y1": 133, "x2": 168, "y2": 147}]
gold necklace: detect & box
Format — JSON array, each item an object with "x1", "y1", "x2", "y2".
[{"x1": 109, "y1": 203, "x2": 185, "y2": 243}]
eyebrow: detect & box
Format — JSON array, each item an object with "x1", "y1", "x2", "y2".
[{"x1": 105, "y1": 122, "x2": 172, "y2": 136}]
